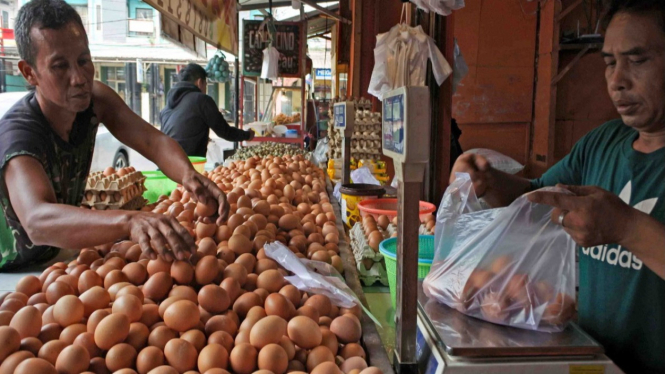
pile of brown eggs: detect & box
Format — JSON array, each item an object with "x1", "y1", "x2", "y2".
[{"x1": 0, "y1": 155, "x2": 383, "y2": 374}]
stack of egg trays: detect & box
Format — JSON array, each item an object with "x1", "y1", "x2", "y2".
[
  {"x1": 81, "y1": 171, "x2": 147, "y2": 210},
  {"x1": 349, "y1": 223, "x2": 390, "y2": 286}
]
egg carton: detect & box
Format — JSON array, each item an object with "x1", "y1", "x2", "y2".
[
  {"x1": 82, "y1": 194, "x2": 147, "y2": 211},
  {"x1": 85, "y1": 170, "x2": 146, "y2": 191},
  {"x1": 349, "y1": 223, "x2": 395, "y2": 286},
  {"x1": 81, "y1": 183, "x2": 147, "y2": 209},
  {"x1": 356, "y1": 257, "x2": 389, "y2": 287}
]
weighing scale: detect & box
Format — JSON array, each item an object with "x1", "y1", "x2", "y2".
[
  {"x1": 333, "y1": 101, "x2": 355, "y2": 185},
  {"x1": 380, "y1": 86, "x2": 624, "y2": 374},
  {"x1": 382, "y1": 86, "x2": 432, "y2": 374}
]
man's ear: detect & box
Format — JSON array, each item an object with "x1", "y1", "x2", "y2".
[{"x1": 18, "y1": 60, "x2": 38, "y2": 87}]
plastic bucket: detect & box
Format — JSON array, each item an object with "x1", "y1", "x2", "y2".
[
  {"x1": 358, "y1": 198, "x2": 436, "y2": 222},
  {"x1": 379, "y1": 235, "x2": 435, "y2": 308},
  {"x1": 143, "y1": 171, "x2": 178, "y2": 203},
  {"x1": 340, "y1": 184, "x2": 385, "y2": 228},
  {"x1": 188, "y1": 156, "x2": 206, "y2": 173}
]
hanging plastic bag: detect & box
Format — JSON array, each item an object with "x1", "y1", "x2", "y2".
[
  {"x1": 350, "y1": 167, "x2": 381, "y2": 186},
  {"x1": 261, "y1": 46, "x2": 280, "y2": 80},
  {"x1": 263, "y1": 242, "x2": 381, "y2": 326},
  {"x1": 423, "y1": 173, "x2": 577, "y2": 332},
  {"x1": 452, "y1": 39, "x2": 468, "y2": 94},
  {"x1": 464, "y1": 148, "x2": 525, "y2": 175},
  {"x1": 312, "y1": 137, "x2": 330, "y2": 167}
]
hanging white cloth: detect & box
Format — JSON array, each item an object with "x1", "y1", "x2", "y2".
[
  {"x1": 368, "y1": 24, "x2": 452, "y2": 100},
  {"x1": 261, "y1": 46, "x2": 280, "y2": 80}
]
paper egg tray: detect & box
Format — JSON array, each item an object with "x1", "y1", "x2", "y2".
[
  {"x1": 349, "y1": 223, "x2": 393, "y2": 286},
  {"x1": 81, "y1": 171, "x2": 147, "y2": 209},
  {"x1": 81, "y1": 195, "x2": 147, "y2": 211}
]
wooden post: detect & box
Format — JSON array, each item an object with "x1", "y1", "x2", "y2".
[{"x1": 531, "y1": 0, "x2": 561, "y2": 176}]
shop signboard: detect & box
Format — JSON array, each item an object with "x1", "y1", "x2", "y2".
[
  {"x1": 242, "y1": 20, "x2": 302, "y2": 78},
  {"x1": 315, "y1": 68, "x2": 332, "y2": 80},
  {"x1": 142, "y1": 0, "x2": 237, "y2": 54}
]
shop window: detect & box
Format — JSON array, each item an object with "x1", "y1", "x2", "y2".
[
  {"x1": 136, "y1": 8, "x2": 153, "y2": 20},
  {"x1": 105, "y1": 67, "x2": 126, "y2": 101},
  {"x1": 2, "y1": 11, "x2": 8, "y2": 29}
]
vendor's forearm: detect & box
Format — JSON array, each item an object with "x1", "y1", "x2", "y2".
[
  {"x1": 621, "y1": 210, "x2": 665, "y2": 280},
  {"x1": 147, "y1": 133, "x2": 197, "y2": 184},
  {"x1": 24, "y1": 203, "x2": 135, "y2": 249},
  {"x1": 483, "y1": 169, "x2": 532, "y2": 207}
]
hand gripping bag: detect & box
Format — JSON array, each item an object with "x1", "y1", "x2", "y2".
[{"x1": 423, "y1": 173, "x2": 576, "y2": 332}]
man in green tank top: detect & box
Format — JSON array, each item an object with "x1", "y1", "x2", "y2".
[{"x1": 450, "y1": 1, "x2": 665, "y2": 372}]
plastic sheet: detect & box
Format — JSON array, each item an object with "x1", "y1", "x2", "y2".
[
  {"x1": 465, "y1": 148, "x2": 525, "y2": 175},
  {"x1": 423, "y1": 173, "x2": 576, "y2": 332},
  {"x1": 264, "y1": 241, "x2": 381, "y2": 326},
  {"x1": 350, "y1": 167, "x2": 381, "y2": 186}
]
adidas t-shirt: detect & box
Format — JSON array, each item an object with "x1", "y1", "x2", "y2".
[{"x1": 532, "y1": 119, "x2": 665, "y2": 374}]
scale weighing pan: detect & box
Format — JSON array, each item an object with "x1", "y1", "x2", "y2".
[{"x1": 417, "y1": 281, "x2": 604, "y2": 358}]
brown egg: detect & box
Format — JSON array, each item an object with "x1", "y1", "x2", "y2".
[
  {"x1": 359, "y1": 367, "x2": 383, "y2": 374},
  {"x1": 256, "y1": 270, "x2": 285, "y2": 293},
  {"x1": 489, "y1": 255, "x2": 513, "y2": 274},
  {"x1": 122, "y1": 263, "x2": 148, "y2": 286},
  {"x1": 59, "y1": 323, "x2": 87, "y2": 344},
  {"x1": 235, "y1": 253, "x2": 257, "y2": 273},
  {"x1": 227, "y1": 214, "x2": 245, "y2": 231},
  {"x1": 230, "y1": 343, "x2": 258, "y2": 374},
  {"x1": 164, "y1": 339, "x2": 197, "y2": 373},
  {"x1": 0, "y1": 326, "x2": 20, "y2": 363},
  {"x1": 249, "y1": 315, "x2": 287, "y2": 349},
  {"x1": 94, "y1": 313, "x2": 130, "y2": 350},
  {"x1": 220, "y1": 278, "x2": 241, "y2": 304},
  {"x1": 19, "y1": 337, "x2": 42, "y2": 356},
  {"x1": 197, "y1": 222, "x2": 218, "y2": 240},
  {"x1": 311, "y1": 362, "x2": 342, "y2": 374},
  {"x1": 367, "y1": 231, "x2": 384, "y2": 252},
  {"x1": 223, "y1": 263, "x2": 248, "y2": 286},
  {"x1": 55, "y1": 344, "x2": 90, "y2": 374},
  {"x1": 148, "y1": 326, "x2": 177, "y2": 351},
  {"x1": 304, "y1": 295, "x2": 332, "y2": 317},
  {"x1": 9, "y1": 306, "x2": 41, "y2": 339},
  {"x1": 16, "y1": 276, "x2": 41, "y2": 298},
  {"x1": 0, "y1": 350, "x2": 34, "y2": 374},
  {"x1": 257, "y1": 343, "x2": 288, "y2": 374},
  {"x1": 279, "y1": 285, "x2": 301, "y2": 308},
  {"x1": 45, "y1": 281, "x2": 74, "y2": 305},
  {"x1": 38, "y1": 323, "x2": 63, "y2": 343},
  {"x1": 205, "y1": 315, "x2": 238, "y2": 337},
  {"x1": 228, "y1": 235, "x2": 252, "y2": 256},
  {"x1": 340, "y1": 356, "x2": 368, "y2": 373},
  {"x1": 287, "y1": 316, "x2": 322, "y2": 349},
  {"x1": 37, "y1": 339, "x2": 67, "y2": 365},
  {"x1": 146, "y1": 365, "x2": 178, "y2": 374},
  {"x1": 198, "y1": 285, "x2": 230, "y2": 314},
  {"x1": 196, "y1": 202, "x2": 217, "y2": 217},
  {"x1": 142, "y1": 272, "x2": 173, "y2": 302},
  {"x1": 14, "y1": 358, "x2": 57, "y2": 374},
  {"x1": 164, "y1": 300, "x2": 199, "y2": 332},
  {"x1": 249, "y1": 215, "x2": 268, "y2": 230},
  {"x1": 27, "y1": 292, "x2": 47, "y2": 306},
  {"x1": 296, "y1": 305, "x2": 320, "y2": 322},
  {"x1": 306, "y1": 346, "x2": 335, "y2": 372},
  {"x1": 179, "y1": 329, "x2": 205, "y2": 353},
  {"x1": 125, "y1": 322, "x2": 150, "y2": 352},
  {"x1": 330, "y1": 316, "x2": 361, "y2": 344},
  {"x1": 86, "y1": 309, "x2": 110, "y2": 335},
  {"x1": 0, "y1": 310, "x2": 13, "y2": 326},
  {"x1": 208, "y1": 331, "x2": 234, "y2": 354},
  {"x1": 105, "y1": 343, "x2": 137, "y2": 372},
  {"x1": 79, "y1": 286, "x2": 110, "y2": 318},
  {"x1": 112, "y1": 295, "x2": 143, "y2": 323},
  {"x1": 195, "y1": 255, "x2": 220, "y2": 285},
  {"x1": 73, "y1": 332, "x2": 101, "y2": 358},
  {"x1": 215, "y1": 225, "x2": 234, "y2": 243},
  {"x1": 278, "y1": 214, "x2": 299, "y2": 231},
  {"x1": 78, "y1": 270, "x2": 104, "y2": 294},
  {"x1": 147, "y1": 258, "x2": 172, "y2": 277},
  {"x1": 264, "y1": 293, "x2": 295, "y2": 320},
  {"x1": 137, "y1": 346, "x2": 165, "y2": 374},
  {"x1": 197, "y1": 343, "x2": 229, "y2": 372},
  {"x1": 340, "y1": 343, "x2": 365, "y2": 360}
]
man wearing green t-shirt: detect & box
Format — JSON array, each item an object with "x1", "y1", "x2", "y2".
[{"x1": 451, "y1": 1, "x2": 664, "y2": 373}]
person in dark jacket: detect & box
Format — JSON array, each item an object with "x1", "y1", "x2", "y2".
[{"x1": 160, "y1": 63, "x2": 253, "y2": 157}]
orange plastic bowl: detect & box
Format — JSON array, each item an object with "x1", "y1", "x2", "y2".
[{"x1": 357, "y1": 198, "x2": 436, "y2": 222}]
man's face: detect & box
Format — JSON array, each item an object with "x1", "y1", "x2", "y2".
[
  {"x1": 603, "y1": 12, "x2": 665, "y2": 132},
  {"x1": 20, "y1": 22, "x2": 94, "y2": 114}
]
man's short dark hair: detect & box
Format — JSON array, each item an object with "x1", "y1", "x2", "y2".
[
  {"x1": 179, "y1": 63, "x2": 208, "y2": 83},
  {"x1": 603, "y1": 0, "x2": 665, "y2": 34},
  {"x1": 15, "y1": 0, "x2": 87, "y2": 66}
]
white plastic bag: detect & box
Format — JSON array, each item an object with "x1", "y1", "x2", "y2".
[
  {"x1": 464, "y1": 148, "x2": 525, "y2": 175},
  {"x1": 350, "y1": 167, "x2": 381, "y2": 186},
  {"x1": 452, "y1": 39, "x2": 468, "y2": 94},
  {"x1": 263, "y1": 242, "x2": 381, "y2": 325},
  {"x1": 423, "y1": 173, "x2": 577, "y2": 332},
  {"x1": 260, "y1": 46, "x2": 280, "y2": 80},
  {"x1": 312, "y1": 137, "x2": 329, "y2": 167}
]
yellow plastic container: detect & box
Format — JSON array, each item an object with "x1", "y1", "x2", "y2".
[
  {"x1": 188, "y1": 156, "x2": 206, "y2": 173},
  {"x1": 340, "y1": 184, "x2": 386, "y2": 228}
]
